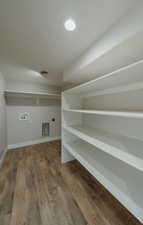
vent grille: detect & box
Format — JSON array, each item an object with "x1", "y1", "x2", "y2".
[{"x1": 42, "y1": 122, "x2": 50, "y2": 136}]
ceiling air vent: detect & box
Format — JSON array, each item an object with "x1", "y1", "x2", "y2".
[{"x1": 40, "y1": 70, "x2": 48, "y2": 78}]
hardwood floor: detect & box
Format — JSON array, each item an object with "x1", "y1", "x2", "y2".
[{"x1": 0, "y1": 141, "x2": 142, "y2": 225}]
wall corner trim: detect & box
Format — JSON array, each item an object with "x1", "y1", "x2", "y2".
[{"x1": 0, "y1": 147, "x2": 8, "y2": 168}]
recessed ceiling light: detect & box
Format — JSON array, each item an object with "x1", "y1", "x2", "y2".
[{"x1": 64, "y1": 19, "x2": 76, "y2": 31}]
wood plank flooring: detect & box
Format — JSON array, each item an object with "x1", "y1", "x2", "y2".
[{"x1": 0, "y1": 141, "x2": 142, "y2": 225}]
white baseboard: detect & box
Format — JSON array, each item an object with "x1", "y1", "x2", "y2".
[
  {"x1": 0, "y1": 147, "x2": 8, "y2": 168},
  {"x1": 8, "y1": 136, "x2": 61, "y2": 150}
]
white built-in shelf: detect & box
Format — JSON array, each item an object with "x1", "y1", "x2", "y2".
[
  {"x1": 63, "y1": 124, "x2": 143, "y2": 172},
  {"x1": 64, "y1": 59, "x2": 143, "y2": 96},
  {"x1": 5, "y1": 90, "x2": 61, "y2": 99},
  {"x1": 64, "y1": 109, "x2": 143, "y2": 119},
  {"x1": 62, "y1": 51, "x2": 143, "y2": 222},
  {"x1": 63, "y1": 140, "x2": 143, "y2": 222}
]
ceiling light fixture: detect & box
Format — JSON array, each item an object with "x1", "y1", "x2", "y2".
[{"x1": 64, "y1": 19, "x2": 76, "y2": 31}]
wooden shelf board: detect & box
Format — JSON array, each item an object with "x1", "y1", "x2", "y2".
[
  {"x1": 84, "y1": 81, "x2": 143, "y2": 97},
  {"x1": 5, "y1": 90, "x2": 61, "y2": 99},
  {"x1": 63, "y1": 140, "x2": 143, "y2": 223},
  {"x1": 63, "y1": 109, "x2": 143, "y2": 119},
  {"x1": 64, "y1": 59, "x2": 143, "y2": 95},
  {"x1": 63, "y1": 124, "x2": 143, "y2": 172}
]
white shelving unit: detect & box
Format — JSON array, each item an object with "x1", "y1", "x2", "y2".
[
  {"x1": 63, "y1": 124, "x2": 143, "y2": 171},
  {"x1": 62, "y1": 59, "x2": 143, "y2": 223},
  {"x1": 63, "y1": 140, "x2": 143, "y2": 223},
  {"x1": 5, "y1": 90, "x2": 61, "y2": 105},
  {"x1": 65, "y1": 59, "x2": 143, "y2": 96},
  {"x1": 5, "y1": 90, "x2": 61, "y2": 99},
  {"x1": 64, "y1": 109, "x2": 143, "y2": 119}
]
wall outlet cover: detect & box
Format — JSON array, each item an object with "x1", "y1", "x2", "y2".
[{"x1": 18, "y1": 112, "x2": 31, "y2": 121}]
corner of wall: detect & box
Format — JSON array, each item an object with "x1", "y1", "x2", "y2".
[{"x1": 0, "y1": 72, "x2": 7, "y2": 166}]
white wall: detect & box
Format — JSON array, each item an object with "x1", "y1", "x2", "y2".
[
  {"x1": 6, "y1": 79, "x2": 61, "y2": 94},
  {"x1": 7, "y1": 105, "x2": 61, "y2": 146},
  {"x1": 6, "y1": 79, "x2": 61, "y2": 147},
  {"x1": 0, "y1": 73, "x2": 7, "y2": 157}
]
